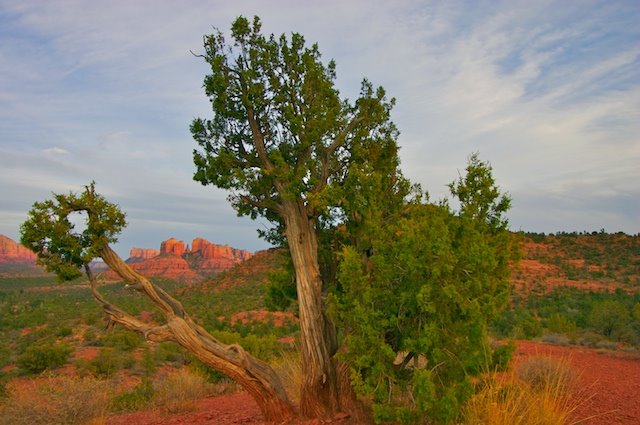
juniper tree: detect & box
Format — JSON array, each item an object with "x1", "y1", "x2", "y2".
[{"x1": 191, "y1": 16, "x2": 403, "y2": 418}]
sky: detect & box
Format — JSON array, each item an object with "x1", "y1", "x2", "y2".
[{"x1": 1, "y1": 0, "x2": 638, "y2": 258}]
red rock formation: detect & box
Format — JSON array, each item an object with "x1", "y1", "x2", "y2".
[
  {"x1": 104, "y1": 237, "x2": 253, "y2": 282},
  {"x1": 0, "y1": 234, "x2": 37, "y2": 263},
  {"x1": 128, "y1": 248, "x2": 159, "y2": 260},
  {"x1": 160, "y1": 238, "x2": 185, "y2": 256},
  {"x1": 189, "y1": 238, "x2": 252, "y2": 273},
  {"x1": 104, "y1": 254, "x2": 202, "y2": 283}
]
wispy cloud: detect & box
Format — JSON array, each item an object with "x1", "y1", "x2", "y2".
[
  {"x1": 1, "y1": 0, "x2": 638, "y2": 256},
  {"x1": 43, "y1": 147, "x2": 69, "y2": 155}
]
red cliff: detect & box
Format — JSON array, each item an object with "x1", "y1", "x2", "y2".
[
  {"x1": 0, "y1": 235, "x2": 37, "y2": 263},
  {"x1": 128, "y1": 248, "x2": 160, "y2": 261},
  {"x1": 188, "y1": 238, "x2": 253, "y2": 273},
  {"x1": 160, "y1": 238, "x2": 186, "y2": 256}
]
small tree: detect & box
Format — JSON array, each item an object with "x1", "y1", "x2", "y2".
[
  {"x1": 191, "y1": 15, "x2": 402, "y2": 418},
  {"x1": 21, "y1": 183, "x2": 295, "y2": 421},
  {"x1": 332, "y1": 156, "x2": 515, "y2": 423}
]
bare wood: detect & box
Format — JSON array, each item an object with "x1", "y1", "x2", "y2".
[
  {"x1": 91, "y1": 245, "x2": 295, "y2": 422},
  {"x1": 282, "y1": 199, "x2": 339, "y2": 418}
]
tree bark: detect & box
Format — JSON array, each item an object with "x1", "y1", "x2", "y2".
[
  {"x1": 282, "y1": 200, "x2": 340, "y2": 419},
  {"x1": 96, "y1": 245, "x2": 295, "y2": 423}
]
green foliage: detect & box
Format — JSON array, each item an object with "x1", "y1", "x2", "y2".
[
  {"x1": 546, "y1": 313, "x2": 577, "y2": 337},
  {"x1": 20, "y1": 182, "x2": 126, "y2": 281},
  {"x1": 111, "y1": 382, "x2": 155, "y2": 412},
  {"x1": 448, "y1": 153, "x2": 511, "y2": 231},
  {"x1": 17, "y1": 344, "x2": 72, "y2": 374},
  {"x1": 84, "y1": 348, "x2": 123, "y2": 378},
  {"x1": 492, "y1": 308, "x2": 543, "y2": 339},
  {"x1": 265, "y1": 254, "x2": 297, "y2": 312},
  {"x1": 589, "y1": 300, "x2": 632, "y2": 341},
  {"x1": 192, "y1": 16, "x2": 401, "y2": 240},
  {"x1": 101, "y1": 329, "x2": 141, "y2": 351},
  {"x1": 210, "y1": 330, "x2": 282, "y2": 361},
  {"x1": 332, "y1": 156, "x2": 516, "y2": 423}
]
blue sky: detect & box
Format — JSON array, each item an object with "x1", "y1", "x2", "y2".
[{"x1": 1, "y1": 0, "x2": 638, "y2": 257}]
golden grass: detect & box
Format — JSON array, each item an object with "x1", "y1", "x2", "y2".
[
  {"x1": 462, "y1": 356, "x2": 581, "y2": 425},
  {"x1": 0, "y1": 374, "x2": 110, "y2": 425},
  {"x1": 152, "y1": 368, "x2": 229, "y2": 414},
  {"x1": 270, "y1": 348, "x2": 302, "y2": 404}
]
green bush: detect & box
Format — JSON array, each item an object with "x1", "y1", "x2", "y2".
[
  {"x1": 110, "y1": 381, "x2": 154, "y2": 412},
  {"x1": 101, "y1": 329, "x2": 141, "y2": 351},
  {"x1": 87, "y1": 348, "x2": 122, "y2": 378},
  {"x1": 155, "y1": 342, "x2": 188, "y2": 365},
  {"x1": 17, "y1": 344, "x2": 72, "y2": 374},
  {"x1": 56, "y1": 327, "x2": 73, "y2": 338}
]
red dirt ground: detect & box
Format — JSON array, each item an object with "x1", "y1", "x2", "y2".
[
  {"x1": 514, "y1": 341, "x2": 640, "y2": 425},
  {"x1": 106, "y1": 340, "x2": 640, "y2": 425}
]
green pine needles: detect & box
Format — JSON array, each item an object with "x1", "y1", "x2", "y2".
[{"x1": 331, "y1": 156, "x2": 516, "y2": 424}]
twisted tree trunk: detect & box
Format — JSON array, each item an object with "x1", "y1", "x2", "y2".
[
  {"x1": 282, "y1": 200, "x2": 340, "y2": 418},
  {"x1": 90, "y1": 245, "x2": 295, "y2": 423}
]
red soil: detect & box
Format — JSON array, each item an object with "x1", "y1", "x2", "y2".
[
  {"x1": 106, "y1": 341, "x2": 640, "y2": 425},
  {"x1": 515, "y1": 340, "x2": 640, "y2": 425}
]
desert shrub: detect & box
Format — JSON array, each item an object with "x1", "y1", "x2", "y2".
[
  {"x1": 541, "y1": 333, "x2": 571, "y2": 346},
  {"x1": 575, "y1": 331, "x2": 607, "y2": 348},
  {"x1": 153, "y1": 368, "x2": 219, "y2": 413},
  {"x1": 0, "y1": 374, "x2": 110, "y2": 425},
  {"x1": 110, "y1": 381, "x2": 154, "y2": 412},
  {"x1": 86, "y1": 347, "x2": 122, "y2": 378},
  {"x1": 17, "y1": 344, "x2": 72, "y2": 374},
  {"x1": 82, "y1": 327, "x2": 101, "y2": 346},
  {"x1": 210, "y1": 330, "x2": 281, "y2": 361},
  {"x1": 589, "y1": 300, "x2": 631, "y2": 340},
  {"x1": 492, "y1": 309, "x2": 542, "y2": 339},
  {"x1": 515, "y1": 356, "x2": 577, "y2": 393},
  {"x1": 155, "y1": 341, "x2": 188, "y2": 365},
  {"x1": 101, "y1": 329, "x2": 141, "y2": 351},
  {"x1": 546, "y1": 313, "x2": 577, "y2": 338},
  {"x1": 56, "y1": 327, "x2": 73, "y2": 338}
]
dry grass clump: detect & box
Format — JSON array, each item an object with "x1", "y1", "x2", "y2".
[
  {"x1": 0, "y1": 374, "x2": 110, "y2": 425},
  {"x1": 153, "y1": 368, "x2": 227, "y2": 413},
  {"x1": 462, "y1": 356, "x2": 580, "y2": 425},
  {"x1": 270, "y1": 348, "x2": 302, "y2": 404},
  {"x1": 516, "y1": 355, "x2": 578, "y2": 393}
]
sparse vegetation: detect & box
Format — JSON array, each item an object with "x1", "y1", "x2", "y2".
[
  {"x1": 16, "y1": 344, "x2": 72, "y2": 374},
  {"x1": 0, "y1": 374, "x2": 110, "y2": 425},
  {"x1": 1, "y1": 229, "x2": 638, "y2": 422}
]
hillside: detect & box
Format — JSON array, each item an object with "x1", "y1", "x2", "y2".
[{"x1": 514, "y1": 232, "x2": 640, "y2": 294}]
